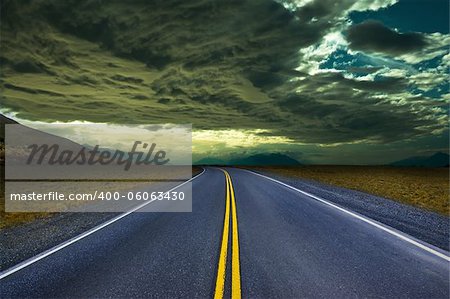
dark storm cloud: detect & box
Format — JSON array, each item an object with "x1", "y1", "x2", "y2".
[
  {"x1": 0, "y1": 0, "x2": 447, "y2": 146},
  {"x1": 37, "y1": 0, "x2": 310, "y2": 73},
  {"x1": 346, "y1": 20, "x2": 428, "y2": 55},
  {"x1": 265, "y1": 71, "x2": 442, "y2": 143}
]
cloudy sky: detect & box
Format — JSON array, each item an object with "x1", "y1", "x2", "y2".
[{"x1": 1, "y1": 0, "x2": 448, "y2": 164}]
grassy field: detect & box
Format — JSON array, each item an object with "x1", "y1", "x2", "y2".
[
  {"x1": 0, "y1": 166, "x2": 203, "y2": 229},
  {"x1": 0, "y1": 162, "x2": 51, "y2": 229},
  {"x1": 248, "y1": 166, "x2": 449, "y2": 216}
]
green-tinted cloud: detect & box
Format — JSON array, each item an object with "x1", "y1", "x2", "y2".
[{"x1": 0, "y1": 0, "x2": 448, "y2": 163}]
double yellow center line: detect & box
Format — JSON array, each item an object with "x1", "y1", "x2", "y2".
[{"x1": 214, "y1": 170, "x2": 241, "y2": 299}]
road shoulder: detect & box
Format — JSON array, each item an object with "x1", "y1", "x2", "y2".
[{"x1": 249, "y1": 169, "x2": 449, "y2": 251}]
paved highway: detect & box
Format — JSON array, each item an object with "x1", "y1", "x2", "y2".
[{"x1": 0, "y1": 167, "x2": 449, "y2": 298}]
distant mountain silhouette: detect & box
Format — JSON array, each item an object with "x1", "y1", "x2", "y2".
[
  {"x1": 230, "y1": 153, "x2": 301, "y2": 166},
  {"x1": 0, "y1": 114, "x2": 18, "y2": 142},
  {"x1": 195, "y1": 153, "x2": 301, "y2": 166},
  {"x1": 195, "y1": 157, "x2": 226, "y2": 165},
  {"x1": 0, "y1": 114, "x2": 18, "y2": 124},
  {"x1": 0, "y1": 114, "x2": 89, "y2": 164},
  {"x1": 390, "y1": 152, "x2": 449, "y2": 167}
]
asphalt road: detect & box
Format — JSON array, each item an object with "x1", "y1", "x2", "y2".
[{"x1": 0, "y1": 167, "x2": 449, "y2": 298}]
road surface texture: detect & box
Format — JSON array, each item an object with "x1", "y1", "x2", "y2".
[
  {"x1": 0, "y1": 167, "x2": 449, "y2": 298},
  {"x1": 254, "y1": 169, "x2": 449, "y2": 251}
]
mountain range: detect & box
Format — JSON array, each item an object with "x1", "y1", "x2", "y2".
[
  {"x1": 196, "y1": 153, "x2": 301, "y2": 166},
  {"x1": 1, "y1": 115, "x2": 448, "y2": 167},
  {"x1": 390, "y1": 152, "x2": 449, "y2": 167}
]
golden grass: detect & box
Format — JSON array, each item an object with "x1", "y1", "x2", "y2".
[
  {"x1": 0, "y1": 162, "x2": 49, "y2": 229},
  {"x1": 249, "y1": 166, "x2": 449, "y2": 216},
  {"x1": 0, "y1": 166, "x2": 203, "y2": 229}
]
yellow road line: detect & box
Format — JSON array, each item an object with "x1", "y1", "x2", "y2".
[
  {"x1": 227, "y1": 171, "x2": 242, "y2": 299},
  {"x1": 214, "y1": 171, "x2": 231, "y2": 299},
  {"x1": 214, "y1": 170, "x2": 241, "y2": 299}
]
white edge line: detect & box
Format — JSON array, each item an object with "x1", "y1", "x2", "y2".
[
  {"x1": 0, "y1": 168, "x2": 206, "y2": 280},
  {"x1": 246, "y1": 169, "x2": 450, "y2": 262}
]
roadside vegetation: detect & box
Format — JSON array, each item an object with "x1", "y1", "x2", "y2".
[
  {"x1": 249, "y1": 166, "x2": 449, "y2": 216},
  {"x1": 0, "y1": 165, "x2": 203, "y2": 229},
  {"x1": 0, "y1": 160, "x2": 51, "y2": 229}
]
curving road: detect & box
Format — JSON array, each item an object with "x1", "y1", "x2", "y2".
[{"x1": 0, "y1": 167, "x2": 449, "y2": 298}]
